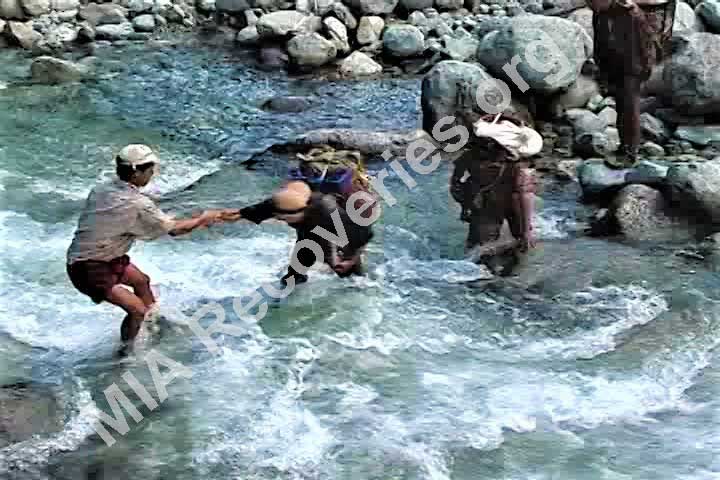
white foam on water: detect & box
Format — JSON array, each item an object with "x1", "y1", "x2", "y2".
[{"x1": 516, "y1": 285, "x2": 669, "y2": 360}]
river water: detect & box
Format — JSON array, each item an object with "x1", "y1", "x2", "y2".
[{"x1": 1, "y1": 39, "x2": 719, "y2": 480}]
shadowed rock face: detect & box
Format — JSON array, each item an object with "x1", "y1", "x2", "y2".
[{"x1": 0, "y1": 382, "x2": 64, "y2": 448}]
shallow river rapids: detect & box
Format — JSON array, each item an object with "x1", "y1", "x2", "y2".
[{"x1": 0, "y1": 40, "x2": 719, "y2": 480}]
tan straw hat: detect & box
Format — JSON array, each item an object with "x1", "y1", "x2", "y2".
[
  {"x1": 473, "y1": 117, "x2": 543, "y2": 158},
  {"x1": 273, "y1": 182, "x2": 311, "y2": 213},
  {"x1": 116, "y1": 144, "x2": 160, "y2": 168}
]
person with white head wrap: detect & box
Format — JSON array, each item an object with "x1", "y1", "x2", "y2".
[{"x1": 450, "y1": 114, "x2": 541, "y2": 275}]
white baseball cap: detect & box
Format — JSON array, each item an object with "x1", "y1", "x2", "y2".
[{"x1": 116, "y1": 144, "x2": 160, "y2": 168}]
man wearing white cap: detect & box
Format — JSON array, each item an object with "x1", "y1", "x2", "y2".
[
  {"x1": 67, "y1": 144, "x2": 233, "y2": 343},
  {"x1": 450, "y1": 114, "x2": 542, "y2": 275}
]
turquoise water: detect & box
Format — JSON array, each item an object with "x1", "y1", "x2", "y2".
[{"x1": 0, "y1": 40, "x2": 719, "y2": 479}]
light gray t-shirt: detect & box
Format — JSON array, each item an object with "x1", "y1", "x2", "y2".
[{"x1": 67, "y1": 179, "x2": 175, "y2": 264}]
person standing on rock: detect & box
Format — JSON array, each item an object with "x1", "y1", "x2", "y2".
[
  {"x1": 66, "y1": 145, "x2": 235, "y2": 344},
  {"x1": 588, "y1": 0, "x2": 676, "y2": 168},
  {"x1": 450, "y1": 114, "x2": 542, "y2": 276}
]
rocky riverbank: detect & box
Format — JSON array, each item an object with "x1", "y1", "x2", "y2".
[{"x1": 4, "y1": 0, "x2": 720, "y2": 244}]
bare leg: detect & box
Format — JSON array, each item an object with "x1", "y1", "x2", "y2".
[
  {"x1": 121, "y1": 263, "x2": 155, "y2": 308},
  {"x1": 106, "y1": 285, "x2": 148, "y2": 342}
]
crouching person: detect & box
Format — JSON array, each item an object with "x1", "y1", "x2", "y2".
[
  {"x1": 226, "y1": 181, "x2": 375, "y2": 285},
  {"x1": 66, "y1": 145, "x2": 235, "y2": 344},
  {"x1": 450, "y1": 115, "x2": 542, "y2": 275}
]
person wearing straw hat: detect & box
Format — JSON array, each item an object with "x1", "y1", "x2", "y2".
[
  {"x1": 450, "y1": 114, "x2": 542, "y2": 275},
  {"x1": 67, "y1": 144, "x2": 237, "y2": 344},
  {"x1": 225, "y1": 181, "x2": 374, "y2": 284}
]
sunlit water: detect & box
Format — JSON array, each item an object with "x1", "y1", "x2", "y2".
[{"x1": 0, "y1": 40, "x2": 718, "y2": 480}]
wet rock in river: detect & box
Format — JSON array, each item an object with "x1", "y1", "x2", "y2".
[
  {"x1": 0, "y1": 382, "x2": 64, "y2": 449},
  {"x1": 31, "y1": 55, "x2": 89, "y2": 83},
  {"x1": 262, "y1": 95, "x2": 313, "y2": 112}
]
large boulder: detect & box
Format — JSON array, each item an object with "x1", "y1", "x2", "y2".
[
  {"x1": 269, "y1": 128, "x2": 432, "y2": 156},
  {"x1": 79, "y1": 3, "x2": 128, "y2": 26},
  {"x1": 421, "y1": 60, "x2": 511, "y2": 132},
  {"x1": 31, "y1": 56, "x2": 89, "y2": 84},
  {"x1": 339, "y1": 50, "x2": 383, "y2": 76},
  {"x1": 666, "y1": 161, "x2": 720, "y2": 224},
  {"x1": 215, "y1": 0, "x2": 249, "y2": 12},
  {"x1": 347, "y1": 0, "x2": 399, "y2": 14},
  {"x1": 256, "y1": 10, "x2": 310, "y2": 38},
  {"x1": 95, "y1": 22, "x2": 134, "y2": 40},
  {"x1": 696, "y1": 0, "x2": 720, "y2": 32},
  {"x1": 578, "y1": 159, "x2": 668, "y2": 199},
  {"x1": 21, "y1": 0, "x2": 49, "y2": 16},
  {"x1": 608, "y1": 184, "x2": 690, "y2": 242},
  {"x1": 6, "y1": 21, "x2": 41, "y2": 49},
  {"x1": 661, "y1": 33, "x2": 720, "y2": 115},
  {"x1": 477, "y1": 15, "x2": 588, "y2": 93},
  {"x1": 382, "y1": 24, "x2": 425, "y2": 57},
  {"x1": 286, "y1": 32, "x2": 337, "y2": 67},
  {"x1": 323, "y1": 16, "x2": 349, "y2": 54},
  {"x1": 356, "y1": 15, "x2": 384, "y2": 45},
  {"x1": 0, "y1": 0, "x2": 25, "y2": 19},
  {"x1": 674, "y1": 0, "x2": 704, "y2": 33}
]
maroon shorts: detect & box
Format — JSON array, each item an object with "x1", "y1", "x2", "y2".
[{"x1": 67, "y1": 255, "x2": 130, "y2": 304}]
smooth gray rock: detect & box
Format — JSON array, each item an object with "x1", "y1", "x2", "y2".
[
  {"x1": 662, "y1": 33, "x2": 720, "y2": 115},
  {"x1": 356, "y1": 15, "x2": 384, "y2": 45},
  {"x1": 339, "y1": 50, "x2": 383, "y2": 76},
  {"x1": 382, "y1": 24, "x2": 425, "y2": 57},
  {"x1": 610, "y1": 184, "x2": 689, "y2": 242},
  {"x1": 6, "y1": 21, "x2": 41, "y2": 49},
  {"x1": 256, "y1": 10, "x2": 308, "y2": 38},
  {"x1": 323, "y1": 16, "x2": 349, "y2": 54},
  {"x1": 0, "y1": 0, "x2": 25, "y2": 19},
  {"x1": 236, "y1": 25, "x2": 259, "y2": 45},
  {"x1": 21, "y1": 0, "x2": 49, "y2": 16},
  {"x1": 674, "y1": 0, "x2": 704, "y2": 33},
  {"x1": 79, "y1": 3, "x2": 128, "y2": 26},
  {"x1": 477, "y1": 14, "x2": 588, "y2": 93},
  {"x1": 95, "y1": 22, "x2": 133, "y2": 40},
  {"x1": 286, "y1": 32, "x2": 337, "y2": 67},
  {"x1": 31, "y1": 55, "x2": 89, "y2": 84},
  {"x1": 132, "y1": 13, "x2": 155, "y2": 31},
  {"x1": 667, "y1": 161, "x2": 720, "y2": 224}
]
